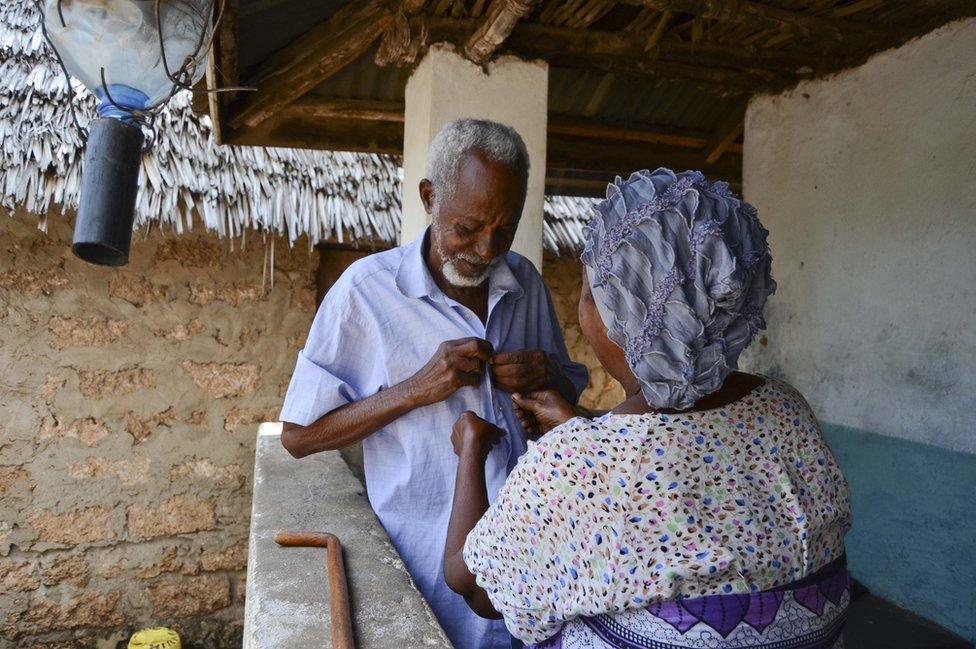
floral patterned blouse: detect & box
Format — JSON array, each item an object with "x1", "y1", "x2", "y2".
[{"x1": 463, "y1": 378, "x2": 853, "y2": 644}]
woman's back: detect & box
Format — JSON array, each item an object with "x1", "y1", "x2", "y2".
[
  {"x1": 464, "y1": 378, "x2": 853, "y2": 647},
  {"x1": 444, "y1": 169, "x2": 853, "y2": 649}
]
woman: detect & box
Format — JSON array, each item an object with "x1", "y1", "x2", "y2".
[{"x1": 444, "y1": 168, "x2": 853, "y2": 649}]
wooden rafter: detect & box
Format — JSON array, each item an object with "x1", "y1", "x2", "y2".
[
  {"x1": 624, "y1": 0, "x2": 879, "y2": 39},
  {"x1": 217, "y1": 0, "x2": 239, "y2": 106},
  {"x1": 281, "y1": 97, "x2": 744, "y2": 158},
  {"x1": 704, "y1": 97, "x2": 747, "y2": 164},
  {"x1": 508, "y1": 47, "x2": 774, "y2": 90},
  {"x1": 282, "y1": 97, "x2": 405, "y2": 122},
  {"x1": 644, "y1": 9, "x2": 673, "y2": 50},
  {"x1": 465, "y1": 0, "x2": 542, "y2": 64},
  {"x1": 547, "y1": 134, "x2": 742, "y2": 183},
  {"x1": 550, "y1": 117, "x2": 743, "y2": 154},
  {"x1": 422, "y1": 17, "x2": 831, "y2": 82},
  {"x1": 228, "y1": 0, "x2": 395, "y2": 129},
  {"x1": 205, "y1": 0, "x2": 239, "y2": 144},
  {"x1": 508, "y1": 21, "x2": 827, "y2": 73}
]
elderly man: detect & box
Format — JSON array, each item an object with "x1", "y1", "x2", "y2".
[{"x1": 279, "y1": 119, "x2": 588, "y2": 649}]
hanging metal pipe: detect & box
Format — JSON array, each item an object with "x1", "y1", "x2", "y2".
[{"x1": 72, "y1": 117, "x2": 143, "y2": 266}]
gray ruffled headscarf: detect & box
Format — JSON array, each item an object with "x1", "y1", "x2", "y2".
[{"x1": 581, "y1": 168, "x2": 776, "y2": 410}]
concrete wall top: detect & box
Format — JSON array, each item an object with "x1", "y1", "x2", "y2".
[{"x1": 244, "y1": 425, "x2": 452, "y2": 648}]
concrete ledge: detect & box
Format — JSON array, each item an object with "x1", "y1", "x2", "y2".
[{"x1": 244, "y1": 423, "x2": 451, "y2": 648}]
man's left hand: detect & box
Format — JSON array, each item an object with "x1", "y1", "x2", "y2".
[{"x1": 490, "y1": 349, "x2": 549, "y2": 394}]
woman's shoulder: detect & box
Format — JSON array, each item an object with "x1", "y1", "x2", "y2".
[
  {"x1": 750, "y1": 375, "x2": 819, "y2": 419},
  {"x1": 540, "y1": 413, "x2": 658, "y2": 451},
  {"x1": 514, "y1": 415, "x2": 654, "y2": 485}
]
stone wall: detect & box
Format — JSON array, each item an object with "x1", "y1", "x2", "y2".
[
  {"x1": 0, "y1": 210, "x2": 616, "y2": 648},
  {"x1": 0, "y1": 210, "x2": 317, "y2": 648}
]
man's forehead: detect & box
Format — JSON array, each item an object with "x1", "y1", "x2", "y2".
[{"x1": 457, "y1": 149, "x2": 521, "y2": 182}]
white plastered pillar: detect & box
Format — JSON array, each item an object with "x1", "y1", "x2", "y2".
[{"x1": 400, "y1": 44, "x2": 548, "y2": 270}]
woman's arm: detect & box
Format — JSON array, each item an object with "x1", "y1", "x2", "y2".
[{"x1": 444, "y1": 413, "x2": 503, "y2": 619}]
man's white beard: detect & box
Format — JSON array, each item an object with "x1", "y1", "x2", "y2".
[
  {"x1": 441, "y1": 258, "x2": 493, "y2": 287},
  {"x1": 432, "y1": 223, "x2": 497, "y2": 288}
]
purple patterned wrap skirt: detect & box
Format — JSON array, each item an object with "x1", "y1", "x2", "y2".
[{"x1": 528, "y1": 558, "x2": 850, "y2": 649}]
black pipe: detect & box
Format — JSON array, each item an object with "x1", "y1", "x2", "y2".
[{"x1": 72, "y1": 117, "x2": 143, "y2": 266}]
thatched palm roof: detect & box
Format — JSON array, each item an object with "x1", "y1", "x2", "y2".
[{"x1": 0, "y1": 3, "x2": 594, "y2": 255}]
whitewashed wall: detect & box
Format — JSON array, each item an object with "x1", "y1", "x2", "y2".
[{"x1": 740, "y1": 17, "x2": 976, "y2": 454}]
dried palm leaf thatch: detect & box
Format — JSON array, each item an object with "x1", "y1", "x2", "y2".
[{"x1": 0, "y1": 2, "x2": 594, "y2": 255}]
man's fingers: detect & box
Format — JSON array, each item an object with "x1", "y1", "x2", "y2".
[
  {"x1": 453, "y1": 355, "x2": 484, "y2": 374},
  {"x1": 453, "y1": 369, "x2": 482, "y2": 388},
  {"x1": 492, "y1": 363, "x2": 543, "y2": 380},
  {"x1": 455, "y1": 337, "x2": 494, "y2": 361},
  {"x1": 492, "y1": 349, "x2": 543, "y2": 365}
]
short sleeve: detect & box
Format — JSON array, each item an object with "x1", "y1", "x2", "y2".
[
  {"x1": 279, "y1": 278, "x2": 381, "y2": 426},
  {"x1": 462, "y1": 417, "x2": 645, "y2": 644}
]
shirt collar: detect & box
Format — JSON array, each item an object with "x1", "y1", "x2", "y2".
[{"x1": 394, "y1": 227, "x2": 525, "y2": 302}]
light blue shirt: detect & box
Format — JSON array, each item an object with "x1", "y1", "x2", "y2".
[{"x1": 280, "y1": 230, "x2": 589, "y2": 649}]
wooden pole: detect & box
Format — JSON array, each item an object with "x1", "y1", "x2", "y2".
[
  {"x1": 229, "y1": 1, "x2": 394, "y2": 129},
  {"x1": 465, "y1": 0, "x2": 542, "y2": 64},
  {"x1": 275, "y1": 532, "x2": 355, "y2": 649}
]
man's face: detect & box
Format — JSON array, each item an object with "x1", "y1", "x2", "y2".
[{"x1": 424, "y1": 151, "x2": 526, "y2": 288}]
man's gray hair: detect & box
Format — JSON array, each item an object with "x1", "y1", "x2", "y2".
[{"x1": 426, "y1": 118, "x2": 530, "y2": 208}]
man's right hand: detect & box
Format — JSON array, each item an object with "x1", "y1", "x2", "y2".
[{"x1": 407, "y1": 337, "x2": 494, "y2": 407}]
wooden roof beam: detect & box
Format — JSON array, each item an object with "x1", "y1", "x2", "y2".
[
  {"x1": 535, "y1": 51, "x2": 770, "y2": 90},
  {"x1": 465, "y1": 0, "x2": 542, "y2": 64},
  {"x1": 228, "y1": 0, "x2": 395, "y2": 129},
  {"x1": 282, "y1": 97, "x2": 406, "y2": 122},
  {"x1": 704, "y1": 97, "x2": 747, "y2": 164},
  {"x1": 627, "y1": 0, "x2": 877, "y2": 39},
  {"x1": 279, "y1": 96, "x2": 742, "y2": 153},
  {"x1": 547, "y1": 134, "x2": 742, "y2": 186},
  {"x1": 205, "y1": 0, "x2": 239, "y2": 144},
  {"x1": 425, "y1": 18, "x2": 785, "y2": 88},
  {"x1": 425, "y1": 18, "x2": 823, "y2": 78},
  {"x1": 280, "y1": 97, "x2": 744, "y2": 156},
  {"x1": 549, "y1": 117, "x2": 743, "y2": 154}
]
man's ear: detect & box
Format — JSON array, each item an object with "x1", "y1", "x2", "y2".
[{"x1": 419, "y1": 179, "x2": 435, "y2": 215}]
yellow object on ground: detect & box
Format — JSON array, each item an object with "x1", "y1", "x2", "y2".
[{"x1": 128, "y1": 627, "x2": 180, "y2": 649}]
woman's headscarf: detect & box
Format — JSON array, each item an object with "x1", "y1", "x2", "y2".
[{"x1": 581, "y1": 168, "x2": 776, "y2": 410}]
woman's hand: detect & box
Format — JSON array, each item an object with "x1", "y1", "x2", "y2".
[
  {"x1": 451, "y1": 411, "x2": 505, "y2": 460},
  {"x1": 512, "y1": 390, "x2": 577, "y2": 435},
  {"x1": 445, "y1": 412, "x2": 504, "y2": 620}
]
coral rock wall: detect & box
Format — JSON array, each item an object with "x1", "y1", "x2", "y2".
[
  {"x1": 542, "y1": 258, "x2": 624, "y2": 411},
  {"x1": 0, "y1": 210, "x2": 316, "y2": 648},
  {"x1": 0, "y1": 213, "x2": 614, "y2": 647}
]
